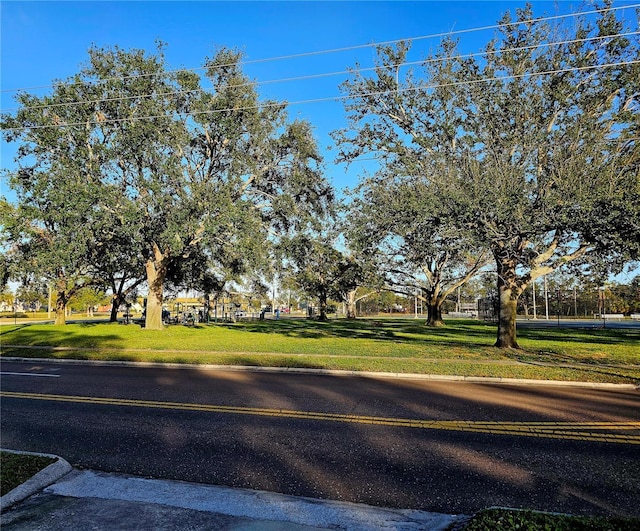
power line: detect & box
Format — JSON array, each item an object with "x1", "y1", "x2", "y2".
[
  {"x1": 3, "y1": 59, "x2": 637, "y2": 133},
  {"x1": 2, "y1": 2, "x2": 638, "y2": 95},
  {"x1": 5, "y1": 30, "x2": 638, "y2": 115},
  {"x1": 345, "y1": 137, "x2": 640, "y2": 164}
]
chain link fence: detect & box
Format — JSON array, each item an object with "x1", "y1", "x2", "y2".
[{"x1": 474, "y1": 282, "x2": 640, "y2": 322}]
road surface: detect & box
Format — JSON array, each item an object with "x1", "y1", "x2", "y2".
[{"x1": 1, "y1": 359, "x2": 639, "y2": 518}]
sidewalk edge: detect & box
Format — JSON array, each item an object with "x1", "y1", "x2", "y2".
[{"x1": 0, "y1": 449, "x2": 72, "y2": 512}]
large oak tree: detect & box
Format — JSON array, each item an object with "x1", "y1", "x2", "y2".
[
  {"x1": 346, "y1": 172, "x2": 489, "y2": 326},
  {"x1": 335, "y1": 5, "x2": 639, "y2": 347},
  {"x1": 3, "y1": 45, "x2": 332, "y2": 329},
  {"x1": 282, "y1": 231, "x2": 364, "y2": 321}
]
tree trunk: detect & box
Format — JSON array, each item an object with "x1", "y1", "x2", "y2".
[
  {"x1": 496, "y1": 288, "x2": 519, "y2": 348},
  {"x1": 109, "y1": 277, "x2": 144, "y2": 322},
  {"x1": 110, "y1": 278, "x2": 125, "y2": 322},
  {"x1": 109, "y1": 295, "x2": 122, "y2": 322},
  {"x1": 425, "y1": 299, "x2": 445, "y2": 327},
  {"x1": 318, "y1": 291, "x2": 329, "y2": 321},
  {"x1": 495, "y1": 258, "x2": 520, "y2": 349},
  {"x1": 55, "y1": 292, "x2": 67, "y2": 326},
  {"x1": 145, "y1": 252, "x2": 167, "y2": 330},
  {"x1": 346, "y1": 290, "x2": 357, "y2": 319}
]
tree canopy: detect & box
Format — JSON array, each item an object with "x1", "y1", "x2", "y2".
[
  {"x1": 282, "y1": 230, "x2": 366, "y2": 321},
  {"x1": 335, "y1": 5, "x2": 639, "y2": 346},
  {"x1": 2, "y1": 44, "x2": 333, "y2": 328},
  {"x1": 346, "y1": 172, "x2": 489, "y2": 326},
  {"x1": 2, "y1": 6, "x2": 638, "y2": 342}
]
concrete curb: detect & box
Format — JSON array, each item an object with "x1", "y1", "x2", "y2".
[
  {"x1": 2, "y1": 356, "x2": 638, "y2": 389},
  {"x1": 0, "y1": 449, "x2": 72, "y2": 512},
  {"x1": 48, "y1": 469, "x2": 465, "y2": 530}
]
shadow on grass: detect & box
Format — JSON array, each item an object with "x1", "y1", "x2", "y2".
[
  {"x1": 0, "y1": 322, "x2": 125, "y2": 350},
  {"x1": 515, "y1": 351, "x2": 640, "y2": 381},
  {"x1": 218, "y1": 318, "x2": 639, "y2": 366},
  {"x1": 2, "y1": 319, "x2": 636, "y2": 371},
  {"x1": 518, "y1": 326, "x2": 640, "y2": 346},
  {"x1": 222, "y1": 318, "x2": 497, "y2": 346},
  {"x1": 512, "y1": 347, "x2": 640, "y2": 368}
]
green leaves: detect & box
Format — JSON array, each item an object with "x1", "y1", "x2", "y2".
[
  {"x1": 335, "y1": 6, "x2": 639, "y2": 342},
  {"x1": 3, "y1": 44, "x2": 334, "y2": 326}
]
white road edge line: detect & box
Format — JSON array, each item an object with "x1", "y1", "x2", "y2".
[{"x1": 0, "y1": 372, "x2": 61, "y2": 378}]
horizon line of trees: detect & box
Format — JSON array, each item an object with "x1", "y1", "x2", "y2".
[
  {"x1": 3, "y1": 271, "x2": 640, "y2": 321},
  {"x1": 2, "y1": 4, "x2": 639, "y2": 348}
]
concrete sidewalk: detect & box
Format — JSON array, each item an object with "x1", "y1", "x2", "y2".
[{"x1": 1, "y1": 465, "x2": 466, "y2": 530}]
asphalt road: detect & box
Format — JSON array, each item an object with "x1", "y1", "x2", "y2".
[
  {"x1": 1, "y1": 359, "x2": 639, "y2": 518},
  {"x1": 515, "y1": 318, "x2": 640, "y2": 330}
]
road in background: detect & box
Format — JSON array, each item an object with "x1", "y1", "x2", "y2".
[
  {"x1": 1, "y1": 359, "x2": 639, "y2": 518},
  {"x1": 515, "y1": 318, "x2": 640, "y2": 330}
]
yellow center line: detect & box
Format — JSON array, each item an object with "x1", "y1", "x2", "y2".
[{"x1": 2, "y1": 391, "x2": 639, "y2": 445}]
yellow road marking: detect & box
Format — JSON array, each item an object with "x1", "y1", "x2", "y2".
[{"x1": 2, "y1": 391, "x2": 639, "y2": 445}]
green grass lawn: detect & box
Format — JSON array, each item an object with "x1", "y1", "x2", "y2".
[
  {"x1": 0, "y1": 451, "x2": 56, "y2": 496},
  {"x1": 1, "y1": 318, "x2": 638, "y2": 384},
  {"x1": 458, "y1": 508, "x2": 640, "y2": 530}
]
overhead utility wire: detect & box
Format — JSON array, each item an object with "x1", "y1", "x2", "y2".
[
  {"x1": 6, "y1": 30, "x2": 638, "y2": 114},
  {"x1": 349, "y1": 137, "x2": 640, "y2": 163},
  {"x1": 2, "y1": 2, "x2": 637, "y2": 94},
  {"x1": 4, "y1": 59, "x2": 638, "y2": 133}
]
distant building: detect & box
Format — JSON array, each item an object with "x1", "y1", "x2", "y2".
[{"x1": 459, "y1": 302, "x2": 478, "y2": 317}]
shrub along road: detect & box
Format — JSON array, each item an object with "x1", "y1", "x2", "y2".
[{"x1": 1, "y1": 359, "x2": 638, "y2": 518}]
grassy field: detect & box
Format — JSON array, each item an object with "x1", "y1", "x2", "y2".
[
  {"x1": 1, "y1": 318, "x2": 638, "y2": 384},
  {"x1": 0, "y1": 451, "x2": 56, "y2": 496}
]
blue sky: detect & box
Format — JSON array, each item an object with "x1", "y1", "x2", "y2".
[{"x1": 1, "y1": 1, "x2": 637, "y2": 196}]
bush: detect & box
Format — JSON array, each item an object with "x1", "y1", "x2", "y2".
[{"x1": 460, "y1": 509, "x2": 640, "y2": 531}]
